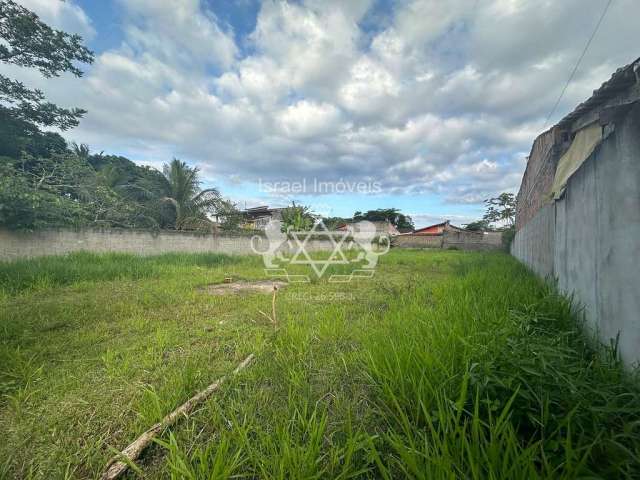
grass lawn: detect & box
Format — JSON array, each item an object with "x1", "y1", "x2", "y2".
[{"x1": 1, "y1": 250, "x2": 639, "y2": 479}]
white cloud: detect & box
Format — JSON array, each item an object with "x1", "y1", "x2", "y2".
[
  {"x1": 247, "y1": 1, "x2": 363, "y2": 97},
  {"x1": 339, "y1": 56, "x2": 400, "y2": 117},
  {"x1": 276, "y1": 101, "x2": 343, "y2": 139},
  {"x1": 393, "y1": 0, "x2": 469, "y2": 47},
  {"x1": 3, "y1": 0, "x2": 638, "y2": 211},
  {"x1": 117, "y1": 0, "x2": 237, "y2": 69}
]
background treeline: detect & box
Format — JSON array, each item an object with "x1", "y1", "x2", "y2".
[
  {"x1": 1, "y1": 138, "x2": 163, "y2": 230},
  {"x1": 0, "y1": 136, "x2": 240, "y2": 231}
]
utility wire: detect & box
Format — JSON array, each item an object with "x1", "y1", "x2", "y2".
[{"x1": 543, "y1": 0, "x2": 614, "y2": 128}]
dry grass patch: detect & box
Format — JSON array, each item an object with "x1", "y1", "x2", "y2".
[{"x1": 201, "y1": 279, "x2": 287, "y2": 295}]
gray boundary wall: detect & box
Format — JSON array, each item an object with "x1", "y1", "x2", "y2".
[
  {"x1": 393, "y1": 231, "x2": 502, "y2": 250},
  {"x1": 0, "y1": 228, "x2": 340, "y2": 261},
  {"x1": 442, "y1": 230, "x2": 503, "y2": 250},
  {"x1": 392, "y1": 235, "x2": 443, "y2": 248},
  {"x1": 511, "y1": 104, "x2": 640, "y2": 366},
  {"x1": 511, "y1": 204, "x2": 555, "y2": 278}
]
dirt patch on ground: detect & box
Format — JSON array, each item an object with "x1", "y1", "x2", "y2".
[{"x1": 202, "y1": 280, "x2": 287, "y2": 295}]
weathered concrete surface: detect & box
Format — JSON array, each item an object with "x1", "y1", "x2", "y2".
[
  {"x1": 392, "y1": 235, "x2": 443, "y2": 249},
  {"x1": 393, "y1": 230, "x2": 502, "y2": 250},
  {"x1": 512, "y1": 103, "x2": 640, "y2": 366},
  {"x1": 589, "y1": 103, "x2": 640, "y2": 365},
  {"x1": 515, "y1": 128, "x2": 563, "y2": 229},
  {"x1": 0, "y1": 228, "x2": 340, "y2": 260},
  {"x1": 511, "y1": 205, "x2": 555, "y2": 279},
  {"x1": 442, "y1": 229, "x2": 503, "y2": 250}
]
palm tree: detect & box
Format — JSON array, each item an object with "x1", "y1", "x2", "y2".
[
  {"x1": 162, "y1": 158, "x2": 220, "y2": 230},
  {"x1": 71, "y1": 142, "x2": 91, "y2": 160},
  {"x1": 281, "y1": 202, "x2": 314, "y2": 231}
]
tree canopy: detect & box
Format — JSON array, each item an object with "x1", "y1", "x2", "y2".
[
  {"x1": 464, "y1": 193, "x2": 516, "y2": 232},
  {"x1": 353, "y1": 208, "x2": 414, "y2": 230},
  {"x1": 0, "y1": 0, "x2": 94, "y2": 134},
  {"x1": 482, "y1": 193, "x2": 516, "y2": 228},
  {"x1": 281, "y1": 202, "x2": 314, "y2": 231},
  {"x1": 0, "y1": 146, "x2": 231, "y2": 232},
  {"x1": 464, "y1": 219, "x2": 491, "y2": 232},
  {"x1": 161, "y1": 159, "x2": 221, "y2": 230}
]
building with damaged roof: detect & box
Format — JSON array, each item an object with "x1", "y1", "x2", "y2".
[{"x1": 512, "y1": 57, "x2": 640, "y2": 366}]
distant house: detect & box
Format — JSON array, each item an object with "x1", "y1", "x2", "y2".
[
  {"x1": 411, "y1": 220, "x2": 467, "y2": 236},
  {"x1": 336, "y1": 220, "x2": 400, "y2": 236},
  {"x1": 242, "y1": 206, "x2": 284, "y2": 230},
  {"x1": 394, "y1": 219, "x2": 502, "y2": 250}
]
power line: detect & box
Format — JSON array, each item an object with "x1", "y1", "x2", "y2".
[{"x1": 543, "y1": 0, "x2": 614, "y2": 128}]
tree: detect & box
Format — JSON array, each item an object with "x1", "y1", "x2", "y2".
[
  {"x1": 71, "y1": 142, "x2": 91, "y2": 160},
  {"x1": 464, "y1": 219, "x2": 491, "y2": 232},
  {"x1": 161, "y1": 158, "x2": 221, "y2": 230},
  {"x1": 353, "y1": 208, "x2": 414, "y2": 230},
  {"x1": 0, "y1": 147, "x2": 219, "y2": 231},
  {"x1": 216, "y1": 199, "x2": 243, "y2": 231},
  {"x1": 0, "y1": 113, "x2": 67, "y2": 157},
  {"x1": 463, "y1": 192, "x2": 517, "y2": 249},
  {"x1": 281, "y1": 202, "x2": 314, "y2": 231},
  {"x1": 464, "y1": 193, "x2": 516, "y2": 232},
  {"x1": 0, "y1": 0, "x2": 94, "y2": 130},
  {"x1": 482, "y1": 193, "x2": 515, "y2": 228},
  {"x1": 322, "y1": 216, "x2": 351, "y2": 230},
  {"x1": 0, "y1": 153, "x2": 94, "y2": 229}
]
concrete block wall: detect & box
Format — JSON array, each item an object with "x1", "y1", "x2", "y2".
[
  {"x1": 511, "y1": 204, "x2": 555, "y2": 279},
  {"x1": 0, "y1": 228, "x2": 341, "y2": 261},
  {"x1": 512, "y1": 103, "x2": 640, "y2": 366},
  {"x1": 442, "y1": 230, "x2": 503, "y2": 250},
  {"x1": 393, "y1": 231, "x2": 503, "y2": 250},
  {"x1": 392, "y1": 234, "x2": 443, "y2": 249},
  {"x1": 515, "y1": 128, "x2": 563, "y2": 229}
]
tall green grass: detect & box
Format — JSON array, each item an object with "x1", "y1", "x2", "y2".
[
  {"x1": 0, "y1": 251, "x2": 241, "y2": 294},
  {"x1": 157, "y1": 253, "x2": 640, "y2": 479},
  {"x1": 363, "y1": 255, "x2": 640, "y2": 478},
  {"x1": 0, "y1": 250, "x2": 638, "y2": 478}
]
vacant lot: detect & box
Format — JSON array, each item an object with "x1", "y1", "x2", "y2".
[{"x1": 1, "y1": 250, "x2": 639, "y2": 479}]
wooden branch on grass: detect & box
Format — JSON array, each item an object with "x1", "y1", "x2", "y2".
[
  {"x1": 101, "y1": 353, "x2": 255, "y2": 480},
  {"x1": 258, "y1": 285, "x2": 279, "y2": 328},
  {"x1": 271, "y1": 285, "x2": 278, "y2": 325}
]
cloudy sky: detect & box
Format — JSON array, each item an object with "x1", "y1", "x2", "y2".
[{"x1": 6, "y1": 0, "x2": 639, "y2": 227}]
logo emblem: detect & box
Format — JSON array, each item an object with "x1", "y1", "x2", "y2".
[{"x1": 251, "y1": 220, "x2": 390, "y2": 282}]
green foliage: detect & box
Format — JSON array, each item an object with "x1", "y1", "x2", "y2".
[
  {"x1": 0, "y1": 1, "x2": 103, "y2": 231},
  {"x1": 0, "y1": 109, "x2": 67, "y2": 158},
  {"x1": 353, "y1": 208, "x2": 414, "y2": 230},
  {"x1": 0, "y1": 152, "x2": 165, "y2": 230},
  {"x1": 85, "y1": 150, "x2": 177, "y2": 228},
  {"x1": 216, "y1": 199, "x2": 243, "y2": 231},
  {"x1": 483, "y1": 192, "x2": 516, "y2": 228},
  {"x1": 280, "y1": 202, "x2": 314, "y2": 231},
  {"x1": 161, "y1": 158, "x2": 221, "y2": 231},
  {"x1": 0, "y1": 4, "x2": 221, "y2": 235},
  {"x1": 501, "y1": 225, "x2": 516, "y2": 250},
  {"x1": 0, "y1": 0, "x2": 94, "y2": 133},
  {"x1": 0, "y1": 139, "x2": 237, "y2": 232},
  {"x1": 465, "y1": 192, "x2": 516, "y2": 235},
  {"x1": 321, "y1": 216, "x2": 351, "y2": 230},
  {"x1": 0, "y1": 154, "x2": 93, "y2": 229},
  {"x1": 464, "y1": 219, "x2": 491, "y2": 231}
]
